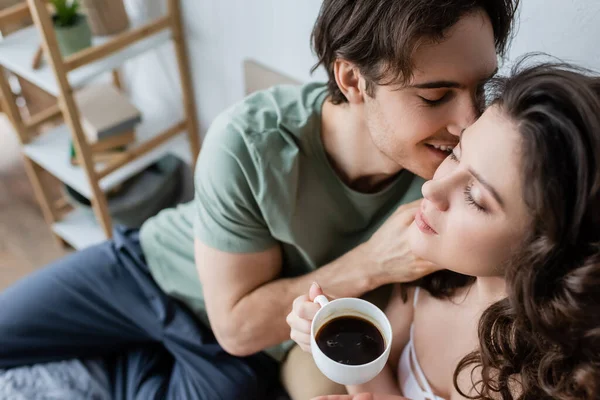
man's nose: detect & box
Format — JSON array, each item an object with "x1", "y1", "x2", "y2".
[{"x1": 447, "y1": 94, "x2": 478, "y2": 137}]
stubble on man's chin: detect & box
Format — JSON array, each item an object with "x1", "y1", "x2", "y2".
[{"x1": 380, "y1": 146, "x2": 438, "y2": 181}]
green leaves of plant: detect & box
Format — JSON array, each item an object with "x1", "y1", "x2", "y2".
[{"x1": 51, "y1": 0, "x2": 80, "y2": 27}]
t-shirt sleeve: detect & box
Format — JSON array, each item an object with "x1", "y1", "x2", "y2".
[{"x1": 193, "y1": 113, "x2": 277, "y2": 253}]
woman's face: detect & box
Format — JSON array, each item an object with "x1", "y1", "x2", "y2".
[{"x1": 409, "y1": 105, "x2": 532, "y2": 277}]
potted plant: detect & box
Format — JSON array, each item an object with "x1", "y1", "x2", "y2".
[
  {"x1": 50, "y1": 0, "x2": 92, "y2": 57},
  {"x1": 80, "y1": 0, "x2": 129, "y2": 36}
]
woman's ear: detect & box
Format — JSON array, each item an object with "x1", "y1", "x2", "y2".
[{"x1": 333, "y1": 59, "x2": 366, "y2": 104}]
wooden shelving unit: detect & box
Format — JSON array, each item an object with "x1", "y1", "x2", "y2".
[{"x1": 0, "y1": 0, "x2": 200, "y2": 249}]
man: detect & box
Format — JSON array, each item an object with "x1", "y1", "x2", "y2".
[{"x1": 0, "y1": 0, "x2": 518, "y2": 399}]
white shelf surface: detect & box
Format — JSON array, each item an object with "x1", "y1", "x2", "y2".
[
  {"x1": 0, "y1": 26, "x2": 171, "y2": 96},
  {"x1": 22, "y1": 123, "x2": 193, "y2": 199},
  {"x1": 52, "y1": 208, "x2": 106, "y2": 249}
]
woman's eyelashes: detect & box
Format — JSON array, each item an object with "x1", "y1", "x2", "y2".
[
  {"x1": 464, "y1": 183, "x2": 486, "y2": 212},
  {"x1": 447, "y1": 151, "x2": 487, "y2": 212}
]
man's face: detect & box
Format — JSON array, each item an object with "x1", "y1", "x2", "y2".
[{"x1": 362, "y1": 10, "x2": 498, "y2": 180}]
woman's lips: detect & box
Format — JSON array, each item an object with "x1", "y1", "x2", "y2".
[{"x1": 415, "y1": 209, "x2": 438, "y2": 235}]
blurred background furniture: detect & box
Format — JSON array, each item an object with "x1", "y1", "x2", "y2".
[{"x1": 0, "y1": 0, "x2": 200, "y2": 250}]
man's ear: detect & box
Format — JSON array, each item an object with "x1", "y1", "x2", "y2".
[{"x1": 333, "y1": 59, "x2": 366, "y2": 104}]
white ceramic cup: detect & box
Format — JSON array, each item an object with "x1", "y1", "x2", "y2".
[{"x1": 310, "y1": 295, "x2": 393, "y2": 385}]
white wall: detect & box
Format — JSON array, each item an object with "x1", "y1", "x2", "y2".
[
  {"x1": 505, "y1": 0, "x2": 600, "y2": 70},
  {"x1": 121, "y1": 0, "x2": 325, "y2": 140},
  {"x1": 123, "y1": 0, "x2": 600, "y2": 141},
  {"x1": 181, "y1": 0, "x2": 326, "y2": 122}
]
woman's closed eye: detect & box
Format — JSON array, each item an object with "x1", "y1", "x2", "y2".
[
  {"x1": 464, "y1": 182, "x2": 486, "y2": 212},
  {"x1": 447, "y1": 150, "x2": 487, "y2": 212}
]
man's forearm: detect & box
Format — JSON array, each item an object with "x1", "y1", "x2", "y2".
[{"x1": 224, "y1": 242, "x2": 382, "y2": 356}]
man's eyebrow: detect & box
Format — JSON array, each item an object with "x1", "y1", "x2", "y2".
[
  {"x1": 408, "y1": 67, "x2": 499, "y2": 90},
  {"x1": 409, "y1": 81, "x2": 461, "y2": 89}
]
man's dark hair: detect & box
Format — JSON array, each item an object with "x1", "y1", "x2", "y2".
[{"x1": 311, "y1": 0, "x2": 519, "y2": 104}]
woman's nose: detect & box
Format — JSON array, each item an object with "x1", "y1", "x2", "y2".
[{"x1": 422, "y1": 178, "x2": 450, "y2": 212}]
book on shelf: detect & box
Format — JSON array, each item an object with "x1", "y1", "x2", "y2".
[
  {"x1": 69, "y1": 145, "x2": 128, "y2": 166},
  {"x1": 74, "y1": 84, "x2": 142, "y2": 143},
  {"x1": 90, "y1": 130, "x2": 136, "y2": 152},
  {"x1": 69, "y1": 130, "x2": 135, "y2": 165}
]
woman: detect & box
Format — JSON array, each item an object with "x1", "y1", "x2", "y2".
[{"x1": 287, "y1": 60, "x2": 600, "y2": 400}]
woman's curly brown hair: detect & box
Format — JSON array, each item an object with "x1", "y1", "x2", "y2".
[{"x1": 450, "y1": 59, "x2": 600, "y2": 399}]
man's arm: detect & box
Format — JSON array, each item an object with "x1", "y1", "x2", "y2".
[
  {"x1": 195, "y1": 238, "x2": 377, "y2": 356},
  {"x1": 196, "y1": 199, "x2": 437, "y2": 357}
]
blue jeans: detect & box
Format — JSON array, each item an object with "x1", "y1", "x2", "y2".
[{"x1": 0, "y1": 227, "x2": 278, "y2": 399}]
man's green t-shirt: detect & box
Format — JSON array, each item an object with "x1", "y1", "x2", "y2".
[{"x1": 139, "y1": 82, "x2": 425, "y2": 361}]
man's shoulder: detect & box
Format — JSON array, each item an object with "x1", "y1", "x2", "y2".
[
  {"x1": 205, "y1": 82, "x2": 328, "y2": 158},
  {"x1": 235, "y1": 81, "x2": 328, "y2": 121}
]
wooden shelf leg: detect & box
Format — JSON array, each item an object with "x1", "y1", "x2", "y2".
[
  {"x1": 168, "y1": 0, "x2": 201, "y2": 165},
  {"x1": 27, "y1": 0, "x2": 114, "y2": 239}
]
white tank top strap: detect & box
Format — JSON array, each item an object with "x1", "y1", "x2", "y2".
[
  {"x1": 413, "y1": 286, "x2": 421, "y2": 307},
  {"x1": 409, "y1": 325, "x2": 437, "y2": 399},
  {"x1": 409, "y1": 286, "x2": 442, "y2": 400}
]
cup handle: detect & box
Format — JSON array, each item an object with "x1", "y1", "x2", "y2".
[{"x1": 313, "y1": 294, "x2": 329, "y2": 308}]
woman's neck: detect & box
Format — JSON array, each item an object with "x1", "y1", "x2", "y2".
[{"x1": 473, "y1": 276, "x2": 507, "y2": 305}]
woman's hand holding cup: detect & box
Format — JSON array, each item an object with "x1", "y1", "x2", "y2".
[
  {"x1": 286, "y1": 282, "x2": 327, "y2": 353},
  {"x1": 287, "y1": 282, "x2": 393, "y2": 385}
]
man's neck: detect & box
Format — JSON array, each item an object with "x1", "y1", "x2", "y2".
[{"x1": 320, "y1": 99, "x2": 402, "y2": 193}]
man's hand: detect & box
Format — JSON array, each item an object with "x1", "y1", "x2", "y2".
[
  {"x1": 312, "y1": 394, "x2": 410, "y2": 400},
  {"x1": 362, "y1": 199, "x2": 440, "y2": 286}
]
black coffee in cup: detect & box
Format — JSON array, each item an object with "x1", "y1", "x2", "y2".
[{"x1": 315, "y1": 315, "x2": 385, "y2": 365}]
